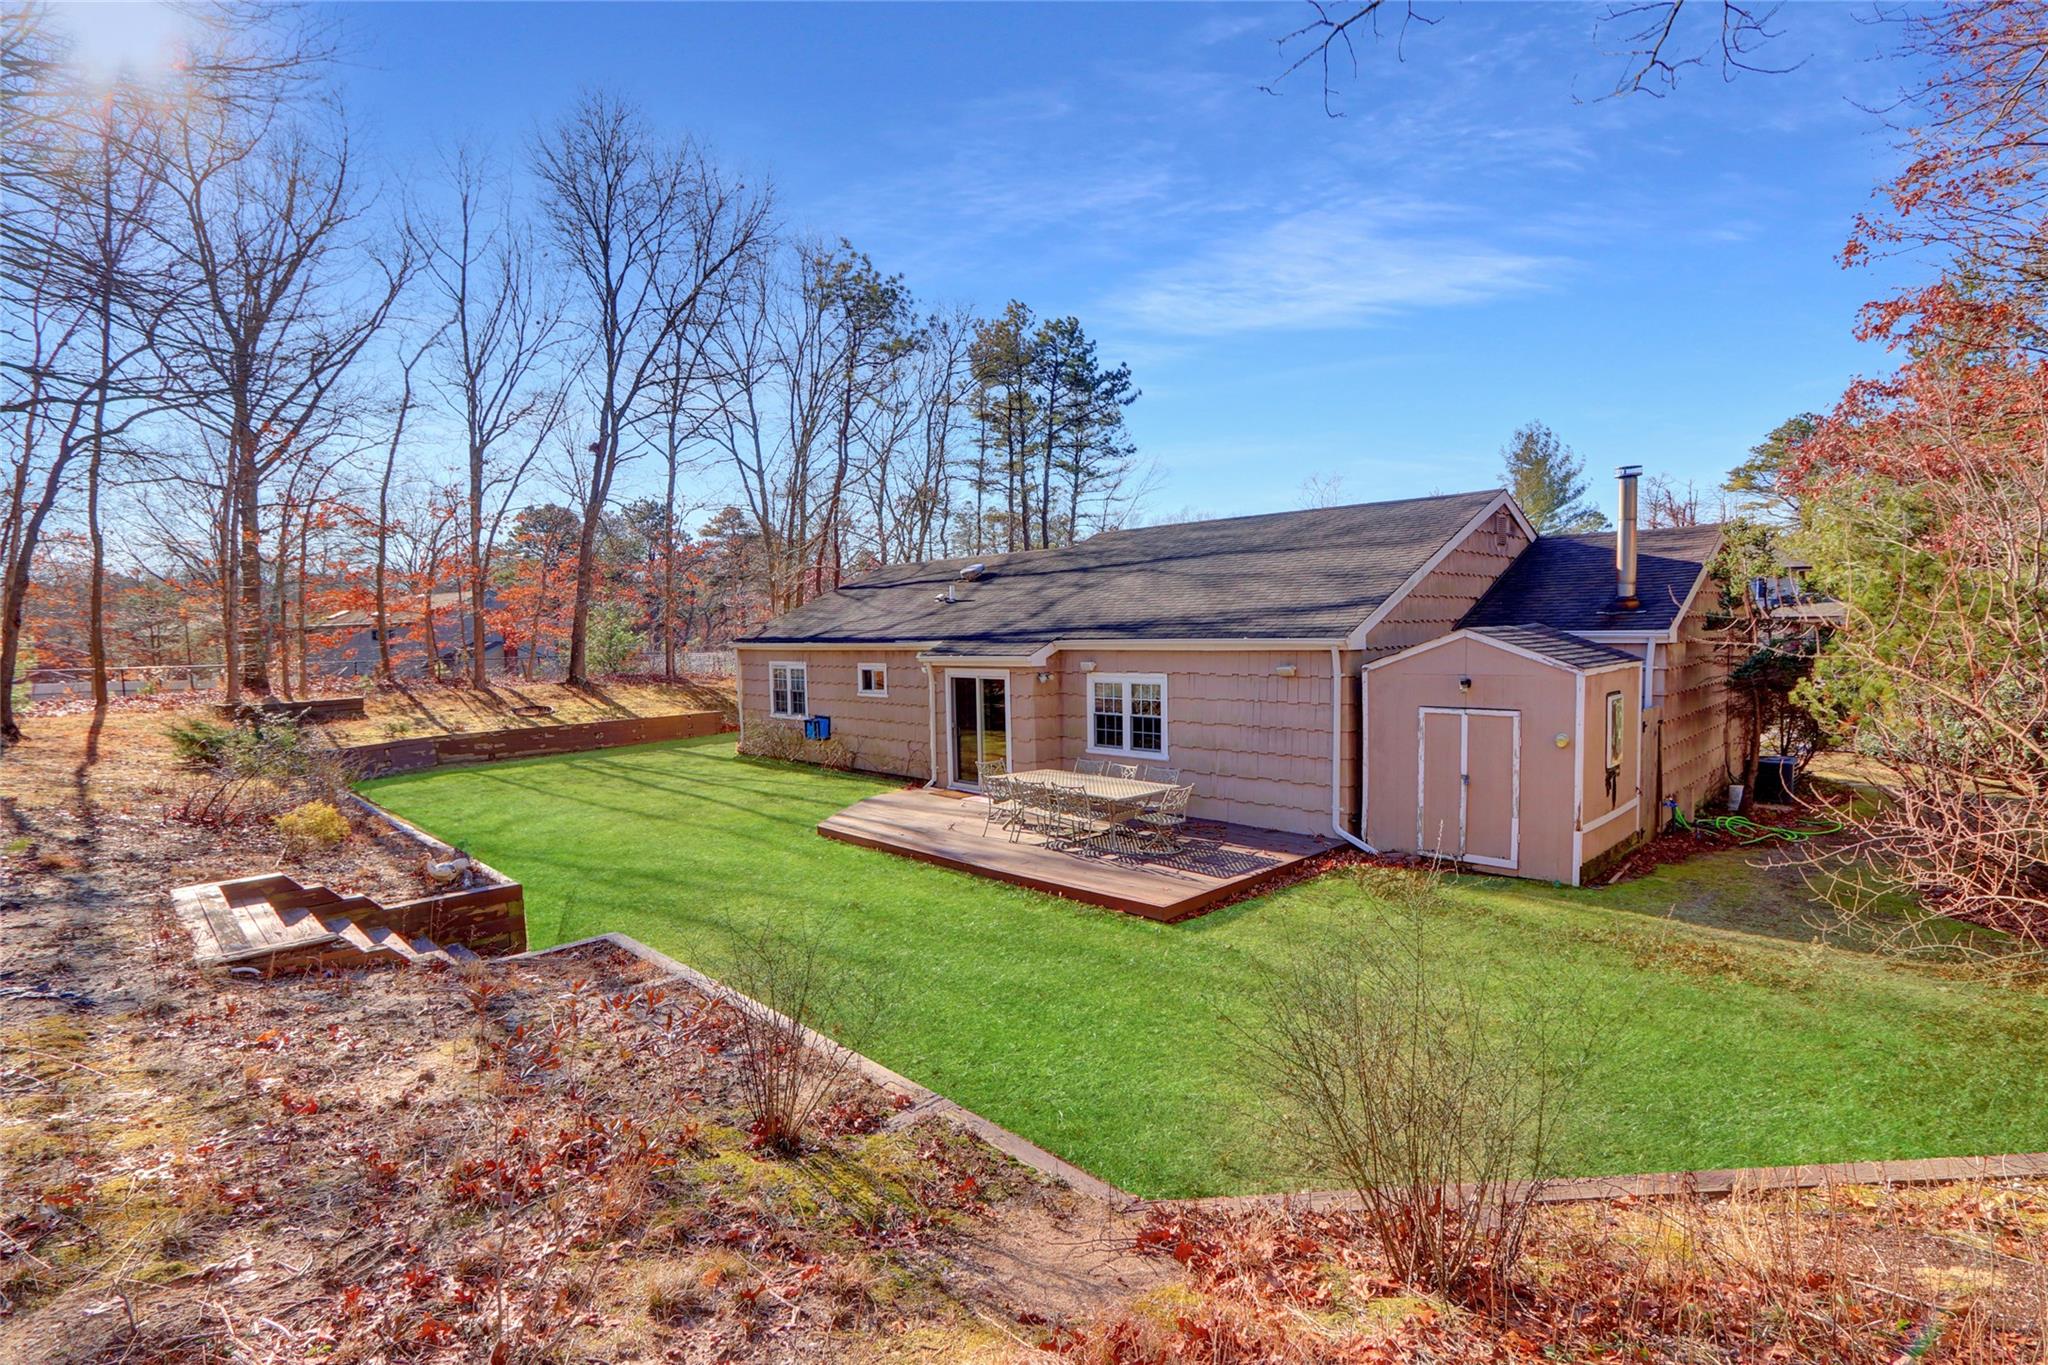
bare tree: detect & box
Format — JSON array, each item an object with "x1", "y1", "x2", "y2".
[
  {"x1": 416, "y1": 147, "x2": 566, "y2": 688},
  {"x1": 154, "y1": 96, "x2": 410, "y2": 697},
  {"x1": 0, "y1": 13, "x2": 171, "y2": 741},
  {"x1": 372, "y1": 335, "x2": 435, "y2": 680},
  {"x1": 1298, "y1": 471, "x2": 1346, "y2": 508},
  {"x1": 531, "y1": 91, "x2": 768, "y2": 685},
  {"x1": 1642, "y1": 473, "x2": 1704, "y2": 528},
  {"x1": 706, "y1": 249, "x2": 821, "y2": 613},
  {"x1": 1264, "y1": 0, "x2": 1793, "y2": 114}
]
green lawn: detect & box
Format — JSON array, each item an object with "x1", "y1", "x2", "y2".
[{"x1": 361, "y1": 736, "x2": 2048, "y2": 1199}]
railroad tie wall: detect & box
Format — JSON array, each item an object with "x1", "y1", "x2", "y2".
[{"x1": 347, "y1": 710, "x2": 726, "y2": 778}]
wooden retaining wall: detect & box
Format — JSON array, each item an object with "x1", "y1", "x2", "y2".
[
  {"x1": 349, "y1": 881, "x2": 527, "y2": 957},
  {"x1": 346, "y1": 710, "x2": 727, "y2": 777},
  {"x1": 219, "y1": 695, "x2": 368, "y2": 724}
]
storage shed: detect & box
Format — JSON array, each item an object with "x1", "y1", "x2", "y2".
[{"x1": 1363, "y1": 625, "x2": 1643, "y2": 884}]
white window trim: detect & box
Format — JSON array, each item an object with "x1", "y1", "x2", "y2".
[
  {"x1": 1605, "y1": 689, "x2": 1625, "y2": 772},
  {"x1": 944, "y1": 669, "x2": 1012, "y2": 791},
  {"x1": 1086, "y1": 672, "x2": 1169, "y2": 760},
  {"x1": 856, "y1": 661, "x2": 889, "y2": 698},
  {"x1": 769, "y1": 660, "x2": 809, "y2": 719}
]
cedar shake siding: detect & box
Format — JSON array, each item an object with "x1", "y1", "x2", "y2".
[
  {"x1": 1360, "y1": 510, "x2": 1530, "y2": 659},
  {"x1": 738, "y1": 647, "x2": 931, "y2": 779},
  {"x1": 1045, "y1": 649, "x2": 1339, "y2": 837},
  {"x1": 1653, "y1": 594, "x2": 1734, "y2": 819}
]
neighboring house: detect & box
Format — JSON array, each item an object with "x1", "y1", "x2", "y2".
[
  {"x1": 735, "y1": 469, "x2": 1737, "y2": 885},
  {"x1": 303, "y1": 590, "x2": 516, "y2": 679}
]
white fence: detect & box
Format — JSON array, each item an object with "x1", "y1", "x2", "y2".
[{"x1": 24, "y1": 664, "x2": 224, "y2": 701}]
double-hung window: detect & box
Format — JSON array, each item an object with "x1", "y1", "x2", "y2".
[
  {"x1": 770, "y1": 661, "x2": 808, "y2": 718},
  {"x1": 857, "y1": 662, "x2": 888, "y2": 697},
  {"x1": 1088, "y1": 673, "x2": 1167, "y2": 758}
]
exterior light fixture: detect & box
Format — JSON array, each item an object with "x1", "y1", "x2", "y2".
[
  {"x1": 1457, "y1": 676, "x2": 1473, "y2": 693},
  {"x1": 1274, "y1": 663, "x2": 1297, "y2": 677},
  {"x1": 1079, "y1": 660, "x2": 1097, "y2": 673},
  {"x1": 1555, "y1": 732, "x2": 1571, "y2": 749},
  {"x1": 1035, "y1": 671, "x2": 1053, "y2": 684}
]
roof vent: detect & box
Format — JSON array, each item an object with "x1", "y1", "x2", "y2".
[
  {"x1": 956, "y1": 562, "x2": 986, "y2": 581},
  {"x1": 935, "y1": 583, "x2": 958, "y2": 605}
]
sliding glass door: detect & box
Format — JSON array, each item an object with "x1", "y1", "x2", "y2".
[{"x1": 949, "y1": 674, "x2": 1008, "y2": 788}]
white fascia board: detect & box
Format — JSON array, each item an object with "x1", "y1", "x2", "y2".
[
  {"x1": 1046, "y1": 637, "x2": 1342, "y2": 653},
  {"x1": 1344, "y1": 491, "x2": 1530, "y2": 650},
  {"x1": 1362, "y1": 627, "x2": 1633, "y2": 678}
]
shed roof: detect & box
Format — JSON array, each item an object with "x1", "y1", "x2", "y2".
[
  {"x1": 739, "y1": 489, "x2": 1508, "y2": 647},
  {"x1": 1460, "y1": 524, "x2": 1723, "y2": 635},
  {"x1": 1464, "y1": 625, "x2": 1641, "y2": 670}
]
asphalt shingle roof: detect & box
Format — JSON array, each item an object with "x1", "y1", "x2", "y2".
[
  {"x1": 740, "y1": 489, "x2": 1508, "y2": 648},
  {"x1": 1464, "y1": 625, "x2": 1641, "y2": 671},
  {"x1": 1460, "y1": 524, "x2": 1723, "y2": 635}
]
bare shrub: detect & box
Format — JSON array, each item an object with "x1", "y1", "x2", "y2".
[
  {"x1": 716, "y1": 924, "x2": 881, "y2": 1156},
  {"x1": 737, "y1": 722, "x2": 855, "y2": 770},
  {"x1": 1235, "y1": 870, "x2": 1599, "y2": 1303},
  {"x1": 173, "y1": 717, "x2": 363, "y2": 825}
]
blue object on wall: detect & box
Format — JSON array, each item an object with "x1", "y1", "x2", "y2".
[{"x1": 803, "y1": 715, "x2": 831, "y2": 742}]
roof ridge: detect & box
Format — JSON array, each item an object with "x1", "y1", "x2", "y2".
[{"x1": 1091, "y1": 487, "x2": 1504, "y2": 540}]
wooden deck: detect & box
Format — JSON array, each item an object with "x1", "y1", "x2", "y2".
[{"x1": 817, "y1": 788, "x2": 1334, "y2": 921}]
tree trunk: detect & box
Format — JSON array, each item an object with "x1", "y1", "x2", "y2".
[
  {"x1": 272, "y1": 511, "x2": 292, "y2": 699},
  {"x1": 85, "y1": 429, "x2": 107, "y2": 708},
  {"x1": 566, "y1": 506, "x2": 599, "y2": 685},
  {"x1": 469, "y1": 440, "x2": 488, "y2": 688},
  {"x1": 296, "y1": 515, "x2": 311, "y2": 695},
  {"x1": 526, "y1": 564, "x2": 546, "y2": 681},
  {"x1": 87, "y1": 276, "x2": 112, "y2": 710},
  {"x1": 662, "y1": 458, "x2": 678, "y2": 680},
  {"x1": 234, "y1": 443, "x2": 268, "y2": 694}
]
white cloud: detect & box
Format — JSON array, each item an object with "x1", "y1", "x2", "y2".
[{"x1": 1108, "y1": 199, "x2": 1561, "y2": 336}]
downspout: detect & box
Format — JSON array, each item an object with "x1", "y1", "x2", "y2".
[
  {"x1": 1330, "y1": 646, "x2": 1375, "y2": 853},
  {"x1": 1570, "y1": 671, "x2": 1587, "y2": 886},
  {"x1": 735, "y1": 651, "x2": 747, "y2": 748},
  {"x1": 922, "y1": 662, "x2": 941, "y2": 788}
]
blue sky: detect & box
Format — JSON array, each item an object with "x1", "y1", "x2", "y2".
[{"x1": 258, "y1": 5, "x2": 1925, "y2": 518}]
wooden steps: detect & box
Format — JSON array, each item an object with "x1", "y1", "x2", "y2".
[{"x1": 171, "y1": 873, "x2": 508, "y2": 973}]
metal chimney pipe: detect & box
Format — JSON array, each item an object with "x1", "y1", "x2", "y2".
[{"x1": 1616, "y1": 465, "x2": 1641, "y2": 609}]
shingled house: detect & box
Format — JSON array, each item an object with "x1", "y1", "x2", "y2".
[{"x1": 736, "y1": 469, "x2": 1736, "y2": 884}]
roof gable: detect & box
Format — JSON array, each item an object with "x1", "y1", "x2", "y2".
[{"x1": 740, "y1": 488, "x2": 1510, "y2": 647}]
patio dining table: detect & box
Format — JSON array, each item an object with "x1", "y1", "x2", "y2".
[{"x1": 1006, "y1": 768, "x2": 1177, "y2": 843}]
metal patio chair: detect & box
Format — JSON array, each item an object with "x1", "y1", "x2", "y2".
[
  {"x1": 1012, "y1": 777, "x2": 1065, "y2": 843},
  {"x1": 1074, "y1": 758, "x2": 1107, "y2": 776},
  {"x1": 1136, "y1": 783, "x2": 1194, "y2": 854},
  {"x1": 1141, "y1": 765, "x2": 1180, "y2": 785},
  {"x1": 1105, "y1": 762, "x2": 1140, "y2": 780},
  {"x1": 980, "y1": 772, "x2": 1025, "y2": 837},
  {"x1": 1045, "y1": 786, "x2": 1109, "y2": 851}
]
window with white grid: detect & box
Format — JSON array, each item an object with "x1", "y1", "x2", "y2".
[{"x1": 1088, "y1": 674, "x2": 1167, "y2": 758}]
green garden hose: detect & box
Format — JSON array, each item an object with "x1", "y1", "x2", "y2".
[{"x1": 1673, "y1": 807, "x2": 1844, "y2": 845}]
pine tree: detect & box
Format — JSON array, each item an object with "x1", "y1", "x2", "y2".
[
  {"x1": 1501, "y1": 421, "x2": 1607, "y2": 534},
  {"x1": 1723, "y1": 413, "x2": 1821, "y2": 525}
]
